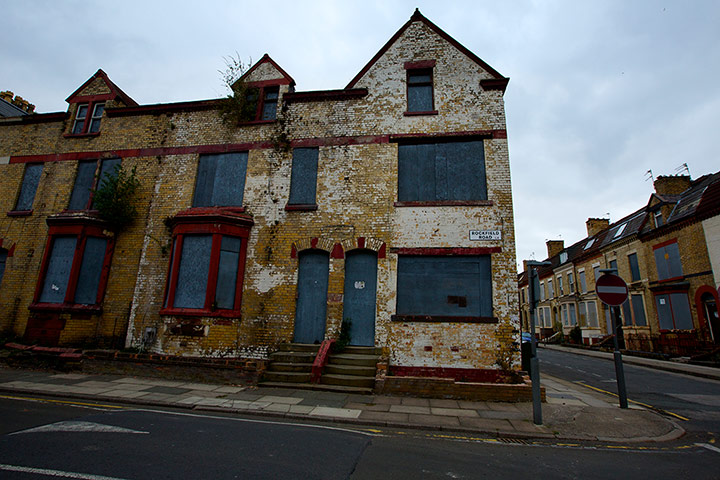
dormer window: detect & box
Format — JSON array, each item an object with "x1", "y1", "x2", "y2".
[
  {"x1": 404, "y1": 60, "x2": 437, "y2": 115},
  {"x1": 239, "y1": 85, "x2": 280, "y2": 123},
  {"x1": 261, "y1": 88, "x2": 279, "y2": 120},
  {"x1": 71, "y1": 102, "x2": 105, "y2": 134}
]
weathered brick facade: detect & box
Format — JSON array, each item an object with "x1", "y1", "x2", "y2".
[{"x1": 0, "y1": 10, "x2": 519, "y2": 378}]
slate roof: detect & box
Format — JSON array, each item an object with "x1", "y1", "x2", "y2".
[{"x1": 0, "y1": 97, "x2": 29, "y2": 117}]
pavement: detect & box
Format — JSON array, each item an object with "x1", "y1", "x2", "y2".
[{"x1": 0, "y1": 359, "x2": 687, "y2": 444}]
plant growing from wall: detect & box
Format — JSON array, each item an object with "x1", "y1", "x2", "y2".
[
  {"x1": 92, "y1": 164, "x2": 140, "y2": 231},
  {"x1": 333, "y1": 318, "x2": 353, "y2": 352},
  {"x1": 218, "y1": 53, "x2": 258, "y2": 126}
]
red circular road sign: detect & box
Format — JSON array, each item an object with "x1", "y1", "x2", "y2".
[{"x1": 596, "y1": 274, "x2": 629, "y2": 306}]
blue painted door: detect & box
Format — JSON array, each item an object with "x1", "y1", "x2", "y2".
[
  {"x1": 343, "y1": 250, "x2": 377, "y2": 346},
  {"x1": 294, "y1": 250, "x2": 329, "y2": 343}
]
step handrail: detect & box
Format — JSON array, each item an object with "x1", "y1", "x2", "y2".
[{"x1": 311, "y1": 339, "x2": 336, "y2": 383}]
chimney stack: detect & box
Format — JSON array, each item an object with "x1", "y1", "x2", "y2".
[
  {"x1": 654, "y1": 175, "x2": 691, "y2": 196},
  {"x1": 586, "y1": 218, "x2": 609, "y2": 237},
  {"x1": 0, "y1": 91, "x2": 13, "y2": 103},
  {"x1": 546, "y1": 240, "x2": 564, "y2": 259}
]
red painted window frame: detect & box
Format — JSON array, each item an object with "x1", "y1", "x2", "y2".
[
  {"x1": 30, "y1": 219, "x2": 115, "y2": 314},
  {"x1": 161, "y1": 210, "x2": 253, "y2": 318},
  {"x1": 68, "y1": 101, "x2": 105, "y2": 136},
  {"x1": 240, "y1": 81, "x2": 281, "y2": 125}
]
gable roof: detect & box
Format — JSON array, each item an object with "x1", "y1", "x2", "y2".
[
  {"x1": 234, "y1": 54, "x2": 295, "y2": 88},
  {"x1": 346, "y1": 9, "x2": 508, "y2": 90},
  {"x1": 65, "y1": 69, "x2": 138, "y2": 106}
]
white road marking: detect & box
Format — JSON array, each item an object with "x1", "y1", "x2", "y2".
[
  {"x1": 695, "y1": 443, "x2": 720, "y2": 454},
  {"x1": 10, "y1": 421, "x2": 149, "y2": 435},
  {"x1": 0, "y1": 463, "x2": 130, "y2": 480}
]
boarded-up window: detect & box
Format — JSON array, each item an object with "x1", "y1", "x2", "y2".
[
  {"x1": 0, "y1": 248, "x2": 8, "y2": 287},
  {"x1": 631, "y1": 294, "x2": 647, "y2": 326},
  {"x1": 193, "y1": 152, "x2": 248, "y2": 207},
  {"x1": 656, "y1": 293, "x2": 693, "y2": 330},
  {"x1": 628, "y1": 253, "x2": 641, "y2": 282},
  {"x1": 654, "y1": 242, "x2": 683, "y2": 280},
  {"x1": 74, "y1": 237, "x2": 108, "y2": 305},
  {"x1": 396, "y1": 256, "x2": 492, "y2": 318},
  {"x1": 407, "y1": 69, "x2": 433, "y2": 112},
  {"x1": 288, "y1": 148, "x2": 319, "y2": 205},
  {"x1": 15, "y1": 163, "x2": 43, "y2": 211},
  {"x1": 39, "y1": 236, "x2": 77, "y2": 303},
  {"x1": 398, "y1": 141, "x2": 487, "y2": 202},
  {"x1": 215, "y1": 236, "x2": 241, "y2": 309},
  {"x1": 173, "y1": 235, "x2": 212, "y2": 309},
  {"x1": 69, "y1": 158, "x2": 120, "y2": 210}
]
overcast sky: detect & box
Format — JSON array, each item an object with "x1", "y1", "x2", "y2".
[{"x1": 3, "y1": 1, "x2": 719, "y2": 272}]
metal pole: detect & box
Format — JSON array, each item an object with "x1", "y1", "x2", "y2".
[
  {"x1": 529, "y1": 306, "x2": 542, "y2": 425},
  {"x1": 611, "y1": 305, "x2": 628, "y2": 409}
]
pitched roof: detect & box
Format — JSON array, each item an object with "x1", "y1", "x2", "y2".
[
  {"x1": 65, "y1": 69, "x2": 138, "y2": 106},
  {"x1": 0, "y1": 97, "x2": 29, "y2": 117},
  {"x1": 234, "y1": 54, "x2": 295, "y2": 88},
  {"x1": 345, "y1": 9, "x2": 507, "y2": 89}
]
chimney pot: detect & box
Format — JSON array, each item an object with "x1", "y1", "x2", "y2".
[
  {"x1": 654, "y1": 175, "x2": 691, "y2": 196},
  {"x1": 586, "y1": 218, "x2": 610, "y2": 237}
]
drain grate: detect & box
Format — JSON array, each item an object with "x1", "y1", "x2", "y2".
[{"x1": 498, "y1": 437, "x2": 532, "y2": 445}]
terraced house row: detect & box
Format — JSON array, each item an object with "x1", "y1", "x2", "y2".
[
  {"x1": 519, "y1": 173, "x2": 720, "y2": 356},
  {"x1": 0, "y1": 10, "x2": 520, "y2": 387}
]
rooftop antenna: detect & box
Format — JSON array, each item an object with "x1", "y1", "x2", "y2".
[
  {"x1": 674, "y1": 163, "x2": 690, "y2": 176},
  {"x1": 645, "y1": 170, "x2": 654, "y2": 182}
]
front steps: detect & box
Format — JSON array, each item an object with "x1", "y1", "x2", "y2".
[{"x1": 260, "y1": 344, "x2": 381, "y2": 394}]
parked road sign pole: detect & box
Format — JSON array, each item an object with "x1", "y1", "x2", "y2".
[
  {"x1": 527, "y1": 261, "x2": 551, "y2": 424},
  {"x1": 597, "y1": 269, "x2": 629, "y2": 409}
]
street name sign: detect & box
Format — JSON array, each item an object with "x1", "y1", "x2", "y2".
[{"x1": 469, "y1": 230, "x2": 501, "y2": 241}]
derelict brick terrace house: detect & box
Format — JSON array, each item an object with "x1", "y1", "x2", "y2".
[{"x1": 0, "y1": 10, "x2": 519, "y2": 391}]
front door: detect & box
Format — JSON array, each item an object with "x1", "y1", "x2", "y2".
[
  {"x1": 293, "y1": 250, "x2": 329, "y2": 344},
  {"x1": 343, "y1": 250, "x2": 377, "y2": 346}
]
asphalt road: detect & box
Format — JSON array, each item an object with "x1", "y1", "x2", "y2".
[
  {"x1": 538, "y1": 347, "x2": 720, "y2": 439},
  {"x1": 1, "y1": 395, "x2": 719, "y2": 479}
]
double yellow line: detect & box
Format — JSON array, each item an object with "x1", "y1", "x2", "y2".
[
  {"x1": 0, "y1": 394, "x2": 126, "y2": 410},
  {"x1": 574, "y1": 381, "x2": 690, "y2": 421}
]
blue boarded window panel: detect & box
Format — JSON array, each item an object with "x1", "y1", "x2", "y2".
[
  {"x1": 288, "y1": 148, "x2": 319, "y2": 205},
  {"x1": 74, "y1": 237, "x2": 108, "y2": 305},
  {"x1": 39, "y1": 236, "x2": 77, "y2": 303},
  {"x1": 193, "y1": 153, "x2": 248, "y2": 207},
  {"x1": 670, "y1": 293, "x2": 693, "y2": 329},
  {"x1": 215, "y1": 236, "x2": 241, "y2": 310},
  {"x1": 398, "y1": 140, "x2": 486, "y2": 202},
  {"x1": 631, "y1": 294, "x2": 646, "y2": 326},
  {"x1": 68, "y1": 161, "x2": 98, "y2": 210},
  {"x1": 91, "y1": 158, "x2": 121, "y2": 209},
  {"x1": 396, "y1": 256, "x2": 492, "y2": 318},
  {"x1": 654, "y1": 243, "x2": 683, "y2": 280},
  {"x1": 15, "y1": 163, "x2": 43, "y2": 211},
  {"x1": 628, "y1": 253, "x2": 641, "y2": 282},
  {"x1": 173, "y1": 235, "x2": 212, "y2": 309}
]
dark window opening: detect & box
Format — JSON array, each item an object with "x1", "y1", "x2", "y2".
[
  {"x1": 628, "y1": 253, "x2": 641, "y2": 282},
  {"x1": 68, "y1": 158, "x2": 120, "y2": 211},
  {"x1": 14, "y1": 163, "x2": 43, "y2": 212}
]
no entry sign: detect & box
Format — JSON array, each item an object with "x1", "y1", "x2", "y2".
[{"x1": 596, "y1": 274, "x2": 629, "y2": 306}]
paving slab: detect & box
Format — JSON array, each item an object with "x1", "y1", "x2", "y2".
[
  {"x1": 257, "y1": 395, "x2": 304, "y2": 405},
  {"x1": 263, "y1": 403, "x2": 291, "y2": 413},
  {"x1": 389, "y1": 405, "x2": 431, "y2": 414},
  {"x1": 408, "y1": 414, "x2": 460, "y2": 428},
  {"x1": 176, "y1": 383, "x2": 220, "y2": 391},
  {"x1": 458, "y1": 417, "x2": 514, "y2": 431},
  {"x1": 429, "y1": 399, "x2": 460, "y2": 408},
  {"x1": 289, "y1": 405, "x2": 315, "y2": 415},
  {"x1": 309, "y1": 406, "x2": 362, "y2": 419},
  {"x1": 358, "y1": 410, "x2": 410, "y2": 423},
  {"x1": 345, "y1": 402, "x2": 390, "y2": 412},
  {"x1": 400, "y1": 397, "x2": 430, "y2": 407},
  {"x1": 49, "y1": 374, "x2": 89, "y2": 380},
  {"x1": 371, "y1": 396, "x2": 402, "y2": 405},
  {"x1": 430, "y1": 407, "x2": 479, "y2": 418},
  {"x1": 477, "y1": 410, "x2": 526, "y2": 420}
]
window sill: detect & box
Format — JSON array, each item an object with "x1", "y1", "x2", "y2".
[
  {"x1": 391, "y1": 314, "x2": 497, "y2": 324},
  {"x1": 403, "y1": 110, "x2": 438, "y2": 116},
  {"x1": 63, "y1": 132, "x2": 101, "y2": 138},
  {"x1": 394, "y1": 200, "x2": 493, "y2": 207},
  {"x1": 284, "y1": 204, "x2": 318, "y2": 212},
  {"x1": 160, "y1": 307, "x2": 241, "y2": 319},
  {"x1": 237, "y1": 119, "x2": 276, "y2": 126},
  {"x1": 29, "y1": 303, "x2": 102, "y2": 315},
  {"x1": 7, "y1": 210, "x2": 33, "y2": 217}
]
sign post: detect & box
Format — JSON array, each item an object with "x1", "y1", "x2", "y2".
[
  {"x1": 596, "y1": 270, "x2": 629, "y2": 409},
  {"x1": 527, "y1": 260, "x2": 551, "y2": 425}
]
